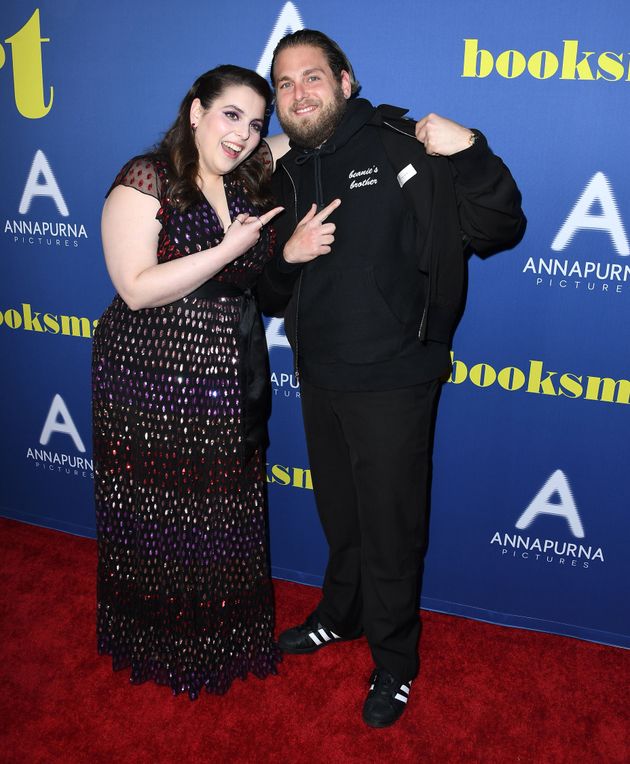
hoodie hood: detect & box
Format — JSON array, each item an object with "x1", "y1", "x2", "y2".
[{"x1": 288, "y1": 97, "x2": 376, "y2": 158}]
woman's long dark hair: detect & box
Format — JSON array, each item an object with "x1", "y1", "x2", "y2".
[{"x1": 155, "y1": 65, "x2": 274, "y2": 212}]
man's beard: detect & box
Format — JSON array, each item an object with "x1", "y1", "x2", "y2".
[{"x1": 278, "y1": 85, "x2": 347, "y2": 149}]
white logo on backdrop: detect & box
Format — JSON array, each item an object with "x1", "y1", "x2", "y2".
[
  {"x1": 19, "y1": 150, "x2": 68, "y2": 216},
  {"x1": 523, "y1": 172, "x2": 630, "y2": 294},
  {"x1": 515, "y1": 469, "x2": 584, "y2": 538},
  {"x1": 266, "y1": 318, "x2": 300, "y2": 398},
  {"x1": 26, "y1": 393, "x2": 93, "y2": 478},
  {"x1": 256, "y1": 1, "x2": 305, "y2": 78},
  {"x1": 39, "y1": 393, "x2": 85, "y2": 452},
  {"x1": 490, "y1": 469, "x2": 604, "y2": 568},
  {"x1": 5, "y1": 149, "x2": 88, "y2": 247},
  {"x1": 265, "y1": 317, "x2": 290, "y2": 351},
  {"x1": 552, "y1": 172, "x2": 629, "y2": 256},
  {"x1": 523, "y1": 171, "x2": 630, "y2": 293}
]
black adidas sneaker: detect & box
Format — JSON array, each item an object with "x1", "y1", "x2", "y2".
[
  {"x1": 278, "y1": 611, "x2": 348, "y2": 654},
  {"x1": 362, "y1": 668, "x2": 412, "y2": 728}
]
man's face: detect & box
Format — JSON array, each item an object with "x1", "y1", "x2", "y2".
[{"x1": 273, "y1": 44, "x2": 351, "y2": 149}]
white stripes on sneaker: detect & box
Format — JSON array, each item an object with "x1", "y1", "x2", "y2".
[
  {"x1": 307, "y1": 627, "x2": 341, "y2": 646},
  {"x1": 369, "y1": 679, "x2": 412, "y2": 704}
]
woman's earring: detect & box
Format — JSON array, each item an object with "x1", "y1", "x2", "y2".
[{"x1": 191, "y1": 123, "x2": 197, "y2": 131}]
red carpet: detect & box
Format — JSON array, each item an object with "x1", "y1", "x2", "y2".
[{"x1": 1, "y1": 517, "x2": 628, "y2": 763}]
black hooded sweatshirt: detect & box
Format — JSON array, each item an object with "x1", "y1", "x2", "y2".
[{"x1": 258, "y1": 98, "x2": 524, "y2": 391}]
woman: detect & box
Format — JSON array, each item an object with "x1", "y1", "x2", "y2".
[{"x1": 92, "y1": 66, "x2": 288, "y2": 699}]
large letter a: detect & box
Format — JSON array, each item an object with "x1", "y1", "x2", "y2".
[
  {"x1": 19, "y1": 150, "x2": 68, "y2": 216},
  {"x1": 256, "y1": 2, "x2": 305, "y2": 79},
  {"x1": 516, "y1": 470, "x2": 584, "y2": 538},
  {"x1": 551, "y1": 172, "x2": 629, "y2": 256},
  {"x1": 39, "y1": 394, "x2": 86, "y2": 453}
]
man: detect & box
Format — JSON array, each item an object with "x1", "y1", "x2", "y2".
[{"x1": 258, "y1": 29, "x2": 525, "y2": 728}]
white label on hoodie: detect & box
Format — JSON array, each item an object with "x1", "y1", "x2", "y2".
[{"x1": 397, "y1": 164, "x2": 417, "y2": 188}]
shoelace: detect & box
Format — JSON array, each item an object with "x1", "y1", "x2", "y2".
[{"x1": 369, "y1": 670, "x2": 412, "y2": 701}]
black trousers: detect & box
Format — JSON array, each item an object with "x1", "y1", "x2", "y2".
[{"x1": 300, "y1": 378, "x2": 441, "y2": 681}]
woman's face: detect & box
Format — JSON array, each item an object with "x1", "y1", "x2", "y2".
[{"x1": 191, "y1": 84, "x2": 266, "y2": 184}]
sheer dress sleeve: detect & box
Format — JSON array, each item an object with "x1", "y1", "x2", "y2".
[{"x1": 107, "y1": 156, "x2": 164, "y2": 202}]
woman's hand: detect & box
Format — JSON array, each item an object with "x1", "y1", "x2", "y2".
[
  {"x1": 102, "y1": 184, "x2": 283, "y2": 311},
  {"x1": 220, "y1": 207, "x2": 284, "y2": 261}
]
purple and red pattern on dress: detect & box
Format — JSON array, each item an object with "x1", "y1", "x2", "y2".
[{"x1": 92, "y1": 149, "x2": 280, "y2": 698}]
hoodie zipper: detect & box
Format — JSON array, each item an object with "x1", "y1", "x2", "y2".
[
  {"x1": 383, "y1": 118, "x2": 430, "y2": 341},
  {"x1": 296, "y1": 150, "x2": 325, "y2": 380},
  {"x1": 282, "y1": 147, "x2": 327, "y2": 381},
  {"x1": 281, "y1": 163, "x2": 299, "y2": 226},
  {"x1": 314, "y1": 152, "x2": 324, "y2": 210},
  {"x1": 281, "y1": 163, "x2": 303, "y2": 382},
  {"x1": 382, "y1": 119, "x2": 413, "y2": 139}
]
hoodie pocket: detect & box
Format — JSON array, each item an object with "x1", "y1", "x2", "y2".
[{"x1": 328, "y1": 267, "x2": 406, "y2": 363}]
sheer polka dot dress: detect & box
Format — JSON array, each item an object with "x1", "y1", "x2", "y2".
[{"x1": 92, "y1": 153, "x2": 280, "y2": 698}]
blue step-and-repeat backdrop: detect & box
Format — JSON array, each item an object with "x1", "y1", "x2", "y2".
[{"x1": 1, "y1": 1, "x2": 628, "y2": 648}]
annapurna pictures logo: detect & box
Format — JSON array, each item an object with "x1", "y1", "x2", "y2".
[
  {"x1": 491, "y1": 470, "x2": 604, "y2": 569},
  {"x1": 5, "y1": 150, "x2": 88, "y2": 249},
  {"x1": 25, "y1": 394, "x2": 93, "y2": 479},
  {"x1": 523, "y1": 172, "x2": 630, "y2": 295}
]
